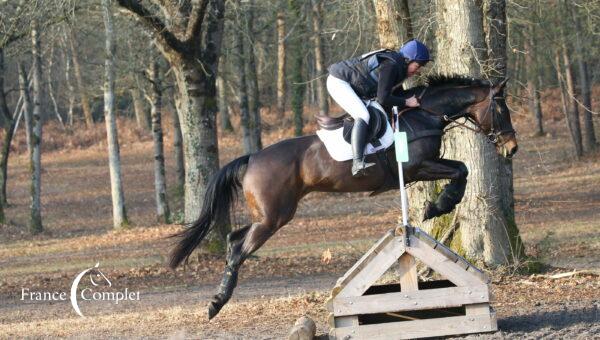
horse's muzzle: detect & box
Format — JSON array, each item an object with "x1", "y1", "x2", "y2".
[{"x1": 498, "y1": 138, "x2": 518, "y2": 159}]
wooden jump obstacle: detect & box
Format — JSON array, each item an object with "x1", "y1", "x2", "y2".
[{"x1": 326, "y1": 225, "x2": 497, "y2": 339}]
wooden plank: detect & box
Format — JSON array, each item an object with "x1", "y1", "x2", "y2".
[
  {"x1": 490, "y1": 309, "x2": 498, "y2": 331},
  {"x1": 406, "y1": 236, "x2": 483, "y2": 286},
  {"x1": 332, "y1": 313, "x2": 496, "y2": 339},
  {"x1": 413, "y1": 228, "x2": 438, "y2": 248},
  {"x1": 335, "y1": 230, "x2": 396, "y2": 291},
  {"x1": 432, "y1": 240, "x2": 460, "y2": 263},
  {"x1": 334, "y1": 316, "x2": 358, "y2": 328},
  {"x1": 467, "y1": 264, "x2": 491, "y2": 284},
  {"x1": 327, "y1": 313, "x2": 335, "y2": 328},
  {"x1": 466, "y1": 303, "x2": 490, "y2": 315},
  {"x1": 332, "y1": 285, "x2": 490, "y2": 316},
  {"x1": 337, "y1": 236, "x2": 405, "y2": 298},
  {"x1": 398, "y1": 253, "x2": 418, "y2": 292}
]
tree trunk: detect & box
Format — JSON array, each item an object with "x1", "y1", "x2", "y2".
[
  {"x1": 555, "y1": 51, "x2": 569, "y2": 123},
  {"x1": 245, "y1": 6, "x2": 262, "y2": 151},
  {"x1": 130, "y1": 80, "x2": 150, "y2": 130},
  {"x1": 46, "y1": 43, "x2": 65, "y2": 128},
  {"x1": 172, "y1": 60, "x2": 220, "y2": 224},
  {"x1": 29, "y1": 20, "x2": 43, "y2": 234},
  {"x1": 373, "y1": 0, "x2": 410, "y2": 49},
  {"x1": 61, "y1": 31, "x2": 76, "y2": 126},
  {"x1": 102, "y1": 0, "x2": 129, "y2": 229},
  {"x1": 561, "y1": 45, "x2": 584, "y2": 158},
  {"x1": 427, "y1": 0, "x2": 517, "y2": 266},
  {"x1": 276, "y1": 8, "x2": 287, "y2": 117},
  {"x1": 235, "y1": 19, "x2": 253, "y2": 154},
  {"x1": 118, "y1": 0, "x2": 226, "y2": 238},
  {"x1": 483, "y1": 0, "x2": 525, "y2": 261},
  {"x1": 68, "y1": 24, "x2": 94, "y2": 128},
  {"x1": 149, "y1": 61, "x2": 170, "y2": 223},
  {"x1": 217, "y1": 75, "x2": 233, "y2": 132},
  {"x1": 0, "y1": 48, "x2": 14, "y2": 221},
  {"x1": 289, "y1": 0, "x2": 305, "y2": 136},
  {"x1": 398, "y1": 0, "x2": 414, "y2": 39},
  {"x1": 571, "y1": 7, "x2": 596, "y2": 151},
  {"x1": 311, "y1": 0, "x2": 329, "y2": 116},
  {"x1": 19, "y1": 64, "x2": 33, "y2": 226},
  {"x1": 524, "y1": 28, "x2": 543, "y2": 136},
  {"x1": 172, "y1": 96, "x2": 185, "y2": 194}
]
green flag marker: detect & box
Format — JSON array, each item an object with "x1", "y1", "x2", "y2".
[{"x1": 394, "y1": 131, "x2": 409, "y2": 163}]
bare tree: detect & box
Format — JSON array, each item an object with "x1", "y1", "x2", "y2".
[
  {"x1": 570, "y1": 6, "x2": 596, "y2": 151},
  {"x1": 148, "y1": 61, "x2": 170, "y2": 223},
  {"x1": 0, "y1": 49, "x2": 18, "y2": 221},
  {"x1": 171, "y1": 92, "x2": 185, "y2": 194},
  {"x1": 289, "y1": 0, "x2": 305, "y2": 136},
  {"x1": 560, "y1": 42, "x2": 583, "y2": 158},
  {"x1": 131, "y1": 73, "x2": 151, "y2": 130},
  {"x1": 276, "y1": 7, "x2": 286, "y2": 117},
  {"x1": 67, "y1": 24, "x2": 94, "y2": 128},
  {"x1": 373, "y1": 0, "x2": 412, "y2": 49},
  {"x1": 217, "y1": 74, "x2": 233, "y2": 132},
  {"x1": 60, "y1": 30, "x2": 76, "y2": 126},
  {"x1": 310, "y1": 0, "x2": 328, "y2": 116},
  {"x1": 46, "y1": 40, "x2": 65, "y2": 128},
  {"x1": 102, "y1": 0, "x2": 129, "y2": 229},
  {"x1": 524, "y1": 25, "x2": 544, "y2": 136},
  {"x1": 244, "y1": 5, "x2": 262, "y2": 151},
  {"x1": 29, "y1": 19, "x2": 44, "y2": 234},
  {"x1": 117, "y1": 0, "x2": 226, "y2": 225},
  {"x1": 235, "y1": 15, "x2": 253, "y2": 154},
  {"x1": 430, "y1": 0, "x2": 519, "y2": 265}
]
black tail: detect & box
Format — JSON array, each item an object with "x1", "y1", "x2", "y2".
[{"x1": 169, "y1": 154, "x2": 250, "y2": 269}]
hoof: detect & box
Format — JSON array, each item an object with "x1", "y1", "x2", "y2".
[
  {"x1": 207, "y1": 296, "x2": 224, "y2": 320},
  {"x1": 423, "y1": 201, "x2": 439, "y2": 221}
]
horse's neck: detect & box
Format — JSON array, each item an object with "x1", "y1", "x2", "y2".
[{"x1": 421, "y1": 86, "x2": 474, "y2": 120}]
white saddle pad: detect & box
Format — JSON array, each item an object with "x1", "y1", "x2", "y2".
[{"x1": 316, "y1": 101, "x2": 394, "y2": 162}]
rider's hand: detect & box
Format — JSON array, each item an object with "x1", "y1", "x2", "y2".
[{"x1": 405, "y1": 95, "x2": 420, "y2": 108}]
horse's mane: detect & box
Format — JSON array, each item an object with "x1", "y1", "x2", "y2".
[{"x1": 424, "y1": 74, "x2": 491, "y2": 88}]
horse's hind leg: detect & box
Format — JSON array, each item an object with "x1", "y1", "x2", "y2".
[
  {"x1": 413, "y1": 159, "x2": 468, "y2": 220},
  {"x1": 208, "y1": 199, "x2": 298, "y2": 319},
  {"x1": 207, "y1": 224, "x2": 251, "y2": 319}
]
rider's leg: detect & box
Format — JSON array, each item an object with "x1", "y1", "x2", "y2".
[{"x1": 326, "y1": 75, "x2": 375, "y2": 176}]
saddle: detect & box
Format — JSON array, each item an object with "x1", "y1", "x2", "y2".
[{"x1": 316, "y1": 106, "x2": 388, "y2": 147}]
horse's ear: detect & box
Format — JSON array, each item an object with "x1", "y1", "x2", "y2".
[{"x1": 492, "y1": 78, "x2": 509, "y2": 95}]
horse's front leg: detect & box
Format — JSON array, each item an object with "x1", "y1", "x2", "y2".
[{"x1": 411, "y1": 159, "x2": 468, "y2": 221}]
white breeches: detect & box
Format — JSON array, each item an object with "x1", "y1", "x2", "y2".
[{"x1": 326, "y1": 75, "x2": 370, "y2": 123}]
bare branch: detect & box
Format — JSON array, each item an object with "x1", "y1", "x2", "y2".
[
  {"x1": 116, "y1": 0, "x2": 185, "y2": 53},
  {"x1": 185, "y1": 0, "x2": 209, "y2": 45}
]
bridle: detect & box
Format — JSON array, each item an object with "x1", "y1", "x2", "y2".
[{"x1": 415, "y1": 86, "x2": 516, "y2": 146}]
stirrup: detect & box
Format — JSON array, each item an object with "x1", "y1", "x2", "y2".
[{"x1": 352, "y1": 159, "x2": 375, "y2": 177}]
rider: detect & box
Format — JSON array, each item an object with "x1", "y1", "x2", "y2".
[{"x1": 326, "y1": 39, "x2": 432, "y2": 177}]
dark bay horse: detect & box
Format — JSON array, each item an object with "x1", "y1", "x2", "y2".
[{"x1": 169, "y1": 75, "x2": 518, "y2": 320}]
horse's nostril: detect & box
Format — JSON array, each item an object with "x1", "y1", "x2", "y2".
[{"x1": 512, "y1": 145, "x2": 518, "y2": 155}]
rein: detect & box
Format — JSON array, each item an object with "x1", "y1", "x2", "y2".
[{"x1": 413, "y1": 86, "x2": 514, "y2": 145}]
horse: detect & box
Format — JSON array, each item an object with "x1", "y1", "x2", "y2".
[{"x1": 169, "y1": 75, "x2": 518, "y2": 320}]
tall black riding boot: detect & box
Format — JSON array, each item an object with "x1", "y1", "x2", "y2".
[{"x1": 351, "y1": 118, "x2": 375, "y2": 177}]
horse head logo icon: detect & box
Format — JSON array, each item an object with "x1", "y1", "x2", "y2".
[{"x1": 70, "y1": 262, "x2": 110, "y2": 317}]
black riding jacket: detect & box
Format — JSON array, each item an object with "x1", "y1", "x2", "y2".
[{"x1": 328, "y1": 51, "x2": 412, "y2": 108}]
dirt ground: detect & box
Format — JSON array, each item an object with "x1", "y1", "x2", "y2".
[{"x1": 0, "y1": 104, "x2": 599, "y2": 338}]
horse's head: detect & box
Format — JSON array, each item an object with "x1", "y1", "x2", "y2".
[
  {"x1": 417, "y1": 76, "x2": 518, "y2": 159},
  {"x1": 464, "y1": 79, "x2": 518, "y2": 159}
]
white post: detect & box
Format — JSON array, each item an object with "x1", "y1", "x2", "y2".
[{"x1": 393, "y1": 106, "x2": 410, "y2": 227}]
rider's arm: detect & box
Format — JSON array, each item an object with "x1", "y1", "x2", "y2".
[{"x1": 377, "y1": 59, "x2": 410, "y2": 107}]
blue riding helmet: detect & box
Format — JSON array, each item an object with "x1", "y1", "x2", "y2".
[{"x1": 399, "y1": 39, "x2": 432, "y2": 65}]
